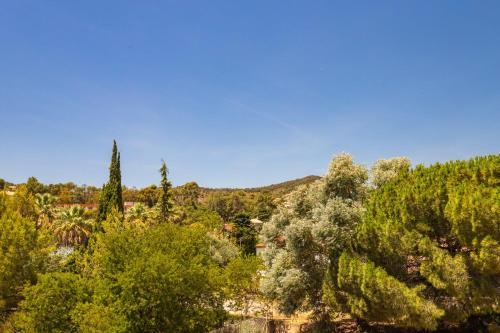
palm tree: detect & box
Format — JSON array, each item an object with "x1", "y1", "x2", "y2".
[
  {"x1": 53, "y1": 206, "x2": 93, "y2": 247},
  {"x1": 34, "y1": 193, "x2": 56, "y2": 228},
  {"x1": 126, "y1": 202, "x2": 149, "y2": 225}
]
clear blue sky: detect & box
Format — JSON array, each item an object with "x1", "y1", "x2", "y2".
[{"x1": 1, "y1": 1, "x2": 499, "y2": 188}]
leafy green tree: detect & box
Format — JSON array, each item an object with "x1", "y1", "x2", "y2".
[
  {"x1": 122, "y1": 186, "x2": 140, "y2": 203},
  {"x1": 173, "y1": 206, "x2": 224, "y2": 231},
  {"x1": 0, "y1": 195, "x2": 54, "y2": 318},
  {"x1": 79, "y1": 223, "x2": 228, "y2": 333},
  {"x1": 223, "y1": 256, "x2": 263, "y2": 315},
  {"x1": 26, "y1": 177, "x2": 45, "y2": 195},
  {"x1": 97, "y1": 141, "x2": 123, "y2": 223},
  {"x1": 13, "y1": 272, "x2": 89, "y2": 333},
  {"x1": 233, "y1": 213, "x2": 258, "y2": 256},
  {"x1": 45, "y1": 183, "x2": 99, "y2": 205},
  {"x1": 158, "y1": 160, "x2": 173, "y2": 223},
  {"x1": 72, "y1": 184, "x2": 98, "y2": 204},
  {"x1": 207, "y1": 192, "x2": 232, "y2": 221},
  {"x1": 335, "y1": 154, "x2": 500, "y2": 330},
  {"x1": 71, "y1": 303, "x2": 128, "y2": 333},
  {"x1": 173, "y1": 181, "x2": 200, "y2": 208},
  {"x1": 253, "y1": 191, "x2": 276, "y2": 221},
  {"x1": 231, "y1": 193, "x2": 245, "y2": 215},
  {"x1": 137, "y1": 185, "x2": 160, "y2": 208},
  {"x1": 10, "y1": 185, "x2": 38, "y2": 220},
  {"x1": 10, "y1": 211, "x2": 235, "y2": 332},
  {"x1": 206, "y1": 192, "x2": 247, "y2": 222},
  {"x1": 0, "y1": 179, "x2": 5, "y2": 190}
]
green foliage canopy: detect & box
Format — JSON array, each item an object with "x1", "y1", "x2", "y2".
[
  {"x1": 334, "y1": 154, "x2": 500, "y2": 330},
  {"x1": 233, "y1": 213, "x2": 258, "y2": 256},
  {"x1": 0, "y1": 194, "x2": 54, "y2": 318}
]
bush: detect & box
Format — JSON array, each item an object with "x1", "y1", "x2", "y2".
[
  {"x1": 79, "y1": 223, "x2": 228, "y2": 333},
  {"x1": 0, "y1": 195, "x2": 54, "y2": 317},
  {"x1": 14, "y1": 272, "x2": 88, "y2": 333},
  {"x1": 71, "y1": 303, "x2": 128, "y2": 333}
]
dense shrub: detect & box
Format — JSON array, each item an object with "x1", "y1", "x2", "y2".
[
  {"x1": 0, "y1": 194, "x2": 54, "y2": 318},
  {"x1": 10, "y1": 220, "x2": 235, "y2": 333},
  {"x1": 79, "y1": 223, "x2": 228, "y2": 333},
  {"x1": 14, "y1": 272, "x2": 89, "y2": 333}
]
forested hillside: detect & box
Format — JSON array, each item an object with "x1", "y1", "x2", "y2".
[
  {"x1": 200, "y1": 175, "x2": 321, "y2": 197},
  {"x1": 0, "y1": 175, "x2": 318, "y2": 216}
]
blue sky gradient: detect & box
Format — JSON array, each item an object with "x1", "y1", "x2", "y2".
[{"x1": 1, "y1": 1, "x2": 499, "y2": 187}]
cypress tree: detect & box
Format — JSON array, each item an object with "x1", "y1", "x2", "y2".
[
  {"x1": 97, "y1": 140, "x2": 124, "y2": 223},
  {"x1": 115, "y1": 152, "x2": 123, "y2": 212},
  {"x1": 97, "y1": 184, "x2": 109, "y2": 223},
  {"x1": 159, "y1": 160, "x2": 173, "y2": 223}
]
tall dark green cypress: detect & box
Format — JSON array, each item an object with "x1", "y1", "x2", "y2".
[
  {"x1": 97, "y1": 140, "x2": 124, "y2": 223},
  {"x1": 115, "y1": 152, "x2": 123, "y2": 212},
  {"x1": 159, "y1": 160, "x2": 173, "y2": 223},
  {"x1": 97, "y1": 184, "x2": 109, "y2": 223}
]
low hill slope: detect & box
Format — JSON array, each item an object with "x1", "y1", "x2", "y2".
[{"x1": 200, "y1": 175, "x2": 320, "y2": 198}]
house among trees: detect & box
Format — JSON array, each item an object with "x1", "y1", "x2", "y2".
[
  {"x1": 123, "y1": 201, "x2": 135, "y2": 211},
  {"x1": 255, "y1": 243, "x2": 265, "y2": 256}
]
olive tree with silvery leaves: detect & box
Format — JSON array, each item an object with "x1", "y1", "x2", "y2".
[
  {"x1": 260, "y1": 153, "x2": 369, "y2": 317},
  {"x1": 260, "y1": 154, "x2": 411, "y2": 318}
]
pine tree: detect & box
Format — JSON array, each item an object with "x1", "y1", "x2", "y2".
[
  {"x1": 158, "y1": 160, "x2": 172, "y2": 223},
  {"x1": 97, "y1": 141, "x2": 124, "y2": 224},
  {"x1": 333, "y1": 154, "x2": 500, "y2": 330}
]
